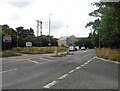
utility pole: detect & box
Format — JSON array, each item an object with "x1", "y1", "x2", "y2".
[
  {"x1": 36, "y1": 20, "x2": 42, "y2": 36},
  {"x1": 36, "y1": 20, "x2": 42, "y2": 47},
  {"x1": 40, "y1": 20, "x2": 42, "y2": 36},
  {"x1": 36, "y1": 20, "x2": 40, "y2": 37}
]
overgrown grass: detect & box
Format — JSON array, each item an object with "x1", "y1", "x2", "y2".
[
  {"x1": 96, "y1": 48, "x2": 120, "y2": 62},
  {"x1": 13, "y1": 47, "x2": 67, "y2": 55},
  {"x1": 0, "y1": 50, "x2": 21, "y2": 58}
]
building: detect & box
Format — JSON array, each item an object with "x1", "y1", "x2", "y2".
[{"x1": 58, "y1": 35, "x2": 78, "y2": 47}]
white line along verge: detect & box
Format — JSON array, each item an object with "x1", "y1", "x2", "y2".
[
  {"x1": 95, "y1": 56, "x2": 120, "y2": 64},
  {"x1": 43, "y1": 81, "x2": 57, "y2": 88},
  {"x1": 58, "y1": 74, "x2": 68, "y2": 80},
  {"x1": 69, "y1": 70, "x2": 75, "y2": 74},
  {"x1": 40, "y1": 58, "x2": 51, "y2": 61},
  {"x1": 75, "y1": 66, "x2": 81, "y2": 70},
  {"x1": 27, "y1": 59, "x2": 39, "y2": 64},
  {"x1": 0, "y1": 68, "x2": 17, "y2": 73}
]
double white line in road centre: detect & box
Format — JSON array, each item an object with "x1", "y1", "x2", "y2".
[{"x1": 43, "y1": 57, "x2": 95, "y2": 89}]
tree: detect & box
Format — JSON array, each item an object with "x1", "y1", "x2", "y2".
[
  {"x1": 85, "y1": 2, "x2": 120, "y2": 48},
  {"x1": 15, "y1": 26, "x2": 35, "y2": 47}
]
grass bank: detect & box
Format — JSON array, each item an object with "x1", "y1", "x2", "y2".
[
  {"x1": 96, "y1": 48, "x2": 120, "y2": 62},
  {"x1": 13, "y1": 47, "x2": 67, "y2": 55}
]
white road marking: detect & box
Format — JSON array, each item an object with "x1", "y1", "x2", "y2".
[
  {"x1": 69, "y1": 70, "x2": 75, "y2": 74},
  {"x1": 75, "y1": 66, "x2": 81, "y2": 70},
  {"x1": 40, "y1": 58, "x2": 51, "y2": 61},
  {"x1": 84, "y1": 62, "x2": 88, "y2": 65},
  {"x1": 80, "y1": 57, "x2": 95, "y2": 67},
  {"x1": 43, "y1": 81, "x2": 57, "y2": 88},
  {"x1": 58, "y1": 74, "x2": 68, "y2": 80},
  {"x1": 43, "y1": 57, "x2": 96, "y2": 89},
  {"x1": 0, "y1": 68, "x2": 17, "y2": 73},
  {"x1": 87, "y1": 60, "x2": 91, "y2": 63},
  {"x1": 49, "y1": 57, "x2": 54, "y2": 58},
  {"x1": 27, "y1": 59, "x2": 39, "y2": 64},
  {"x1": 81, "y1": 64, "x2": 84, "y2": 67},
  {"x1": 38, "y1": 61, "x2": 48, "y2": 64},
  {"x1": 89, "y1": 57, "x2": 95, "y2": 61}
]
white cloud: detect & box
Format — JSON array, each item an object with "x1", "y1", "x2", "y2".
[
  {"x1": 0, "y1": 0, "x2": 100, "y2": 38},
  {"x1": 4, "y1": 0, "x2": 33, "y2": 8}
]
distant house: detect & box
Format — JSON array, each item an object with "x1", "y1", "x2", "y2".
[{"x1": 58, "y1": 35, "x2": 78, "y2": 47}]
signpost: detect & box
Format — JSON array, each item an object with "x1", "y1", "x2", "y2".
[
  {"x1": 26, "y1": 42, "x2": 32, "y2": 47},
  {"x1": 3, "y1": 35, "x2": 12, "y2": 42},
  {"x1": 3, "y1": 35, "x2": 12, "y2": 50}
]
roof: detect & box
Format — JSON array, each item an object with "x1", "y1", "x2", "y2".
[{"x1": 59, "y1": 36, "x2": 70, "y2": 40}]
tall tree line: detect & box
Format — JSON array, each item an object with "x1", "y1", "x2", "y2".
[
  {"x1": 1, "y1": 24, "x2": 58, "y2": 50},
  {"x1": 85, "y1": 2, "x2": 120, "y2": 49}
]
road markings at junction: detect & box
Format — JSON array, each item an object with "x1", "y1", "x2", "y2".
[
  {"x1": 58, "y1": 74, "x2": 68, "y2": 80},
  {"x1": 27, "y1": 59, "x2": 39, "y2": 64},
  {"x1": 40, "y1": 58, "x2": 52, "y2": 61},
  {"x1": 43, "y1": 81, "x2": 57, "y2": 88},
  {"x1": 0, "y1": 68, "x2": 18, "y2": 73}
]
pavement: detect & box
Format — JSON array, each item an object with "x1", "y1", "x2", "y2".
[{"x1": 0, "y1": 49, "x2": 119, "y2": 90}]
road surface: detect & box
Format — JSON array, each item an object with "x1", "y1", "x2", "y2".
[{"x1": 1, "y1": 49, "x2": 119, "y2": 90}]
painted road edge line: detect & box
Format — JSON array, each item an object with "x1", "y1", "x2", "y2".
[
  {"x1": 58, "y1": 74, "x2": 68, "y2": 80},
  {"x1": 43, "y1": 81, "x2": 57, "y2": 88},
  {"x1": 27, "y1": 59, "x2": 39, "y2": 64},
  {"x1": 0, "y1": 68, "x2": 18, "y2": 73},
  {"x1": 95, "y1": 56, "x2": 120, "y2": 64}
]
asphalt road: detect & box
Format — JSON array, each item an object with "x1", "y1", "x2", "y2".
[{"x1": 1, "y1": 49, "x2": 119, "y2": 89}]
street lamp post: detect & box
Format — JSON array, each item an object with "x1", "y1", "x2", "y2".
[
  {"x1": 48, "y1": 14, "x2": 52, "y2": 49},
  {"x1": 17, "y1": 30, "x2": 18, "y2": 47}
]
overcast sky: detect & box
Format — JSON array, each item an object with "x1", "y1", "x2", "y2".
[{"x1": 0, "y1": 0, "x2": 100, "y2": 38}]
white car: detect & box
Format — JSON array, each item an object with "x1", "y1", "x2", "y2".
[
  {"x1": 75, "y1": 46, "x2": 79, "y2": 51},
  {"x1": 81, "y1": 46, "x2": 85, "y2": 50},
  {"x1": 69, "y1": 46, "x2": 75, "y2": 51}
]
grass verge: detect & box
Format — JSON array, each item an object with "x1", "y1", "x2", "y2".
[
  {"x1": 96, "y1": 48, "x2": 120, "y2": 62},
  {"x1": 0, "y1": 50, "x2": 21, "y2": 58},
  {"x1": 12, "y1": 47, "x2": 67, "y2": 55}
]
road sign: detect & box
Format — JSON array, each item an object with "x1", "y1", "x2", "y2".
[
  {"x1": 26, "y1": 42, "x2": 32, "y2": 47},
  {"x1": 3, "y1": 35, "x2": 12, "y2": 42},
  {"x1": 48, "y1": 43, "x2": 51, "y2": 46}
]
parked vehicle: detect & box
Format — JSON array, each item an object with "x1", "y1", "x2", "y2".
[
  {"x1": 75, "y1": 46, "x2": 79, "y2": 51},
  {"x1": 69, "y1": 46, "x2": 75, "y2": 51},
  {"x1": 81, "y1": 46, "x2": 85, "y2": 50}
]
